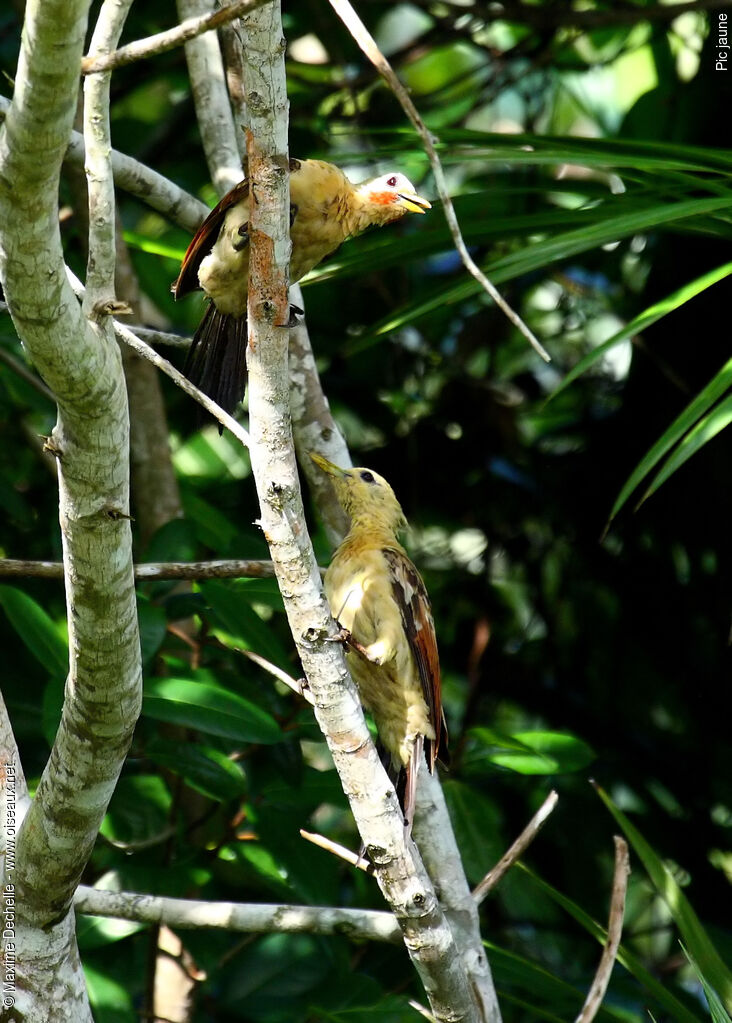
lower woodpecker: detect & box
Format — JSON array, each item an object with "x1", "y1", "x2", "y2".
[{"x1": 310, "y1": 453, "x2": 447, "y2": 830}]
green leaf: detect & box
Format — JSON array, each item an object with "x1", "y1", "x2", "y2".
[
  {"x1": 348, "y1": 195, "x2": 732, "y2": 344},
  {"x1": 517, "y1": 863, "x2": 705, "y2": 1023},
  {"x1": 200, "y1": 579, "x2": 292, "y2": 672},
  {"x1": 84, "y1": 964, "x2": 136, "y2": 1023},
  {"x1": 467, "y1": 727, "x2": 595, "y2": 775},
  {"x1": 442, "y1": 780, "x2": 504, "y2": 883},
  {"x1": 100, "y1": 774, "x2": 172, "y2": 845},
  {"x1": 608, "y1": 357, "x2": 732, "y2": 523},
  {"x1": 596, "y1": 786, "x2": 732, "y2": 1012},
  {"x1": 143, "y1": 677, "x2": 282, "y2": 744},
  {"x1": 137, "y1": 597, "x2": 167, "y2": 665},
  {"x1": 123, "y1": 229, "x2": 186, "y2": 260},
  {"x1": 145, "y1": 737, "x2": 247, "y2": 801},
  {"x1": 0, "y1": 585, "x2": 68, "y2": 675},
  {"x1": 683, "y1": 945, "x2": 732, "y2": 1023},
  {"x1": 551, "y1": 262, "x2": 732, "y2": 398},
  {"x1": 76, "y1": 913, "x2": 144, "y2": 951},
  {"x1": 485, "y1": 942, "x2": 632, "y2": 1022},
  {"x1": 640, "y1": 394, "x2": 732, "y2": 503}
]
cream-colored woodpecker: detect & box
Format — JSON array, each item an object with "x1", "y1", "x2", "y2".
[
  {"x1": 173, "y1": 158, "x2": 431, "y2": 414},
  {"x1": 310, "y1": 453, "x2": 447, "y2": 830}
]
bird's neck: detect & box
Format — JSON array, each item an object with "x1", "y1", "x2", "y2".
[
  {"x1": 340, "y1": 510, "x2": 404, "y2": 550},
  {"x1": 343, "y1": 187, "x2": 402, "y2": 237}
]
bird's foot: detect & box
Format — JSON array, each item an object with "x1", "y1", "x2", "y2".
[{"x1": 325, "y1": 624, "x2": 373, "y2": 662}]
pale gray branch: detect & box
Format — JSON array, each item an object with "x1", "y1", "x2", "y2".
[
  {"x1": 242, "y1": 4, "x2": 482, "y2": 1020},
  {"x1": 328, "y1": 0, "x2": 550, "y2": 363},
  {"x1": 177, "y1": 0, "x2": 243, "y2": 197},
  {"x1": 66, "y1": 267, "x2": 251, "y2": 444},
  {"x1": 83, "y1": 0, "x2": 133, "y2": 313},
  {"x1": 473, "y1": 789, "x2": 559, "y2": 903},
  {"x1": 0, "y1": 97, "x2": 208, "y2": 234},
  {"x1": 81, "y1": 0, "x2": 270, "y2": 76},
  {"x1": 0, "y1": 0, "x2": 143, "y2": 1015},
  {"x1": 415, "y1": 771, "x2": 502, "y2": 1020},
  {"x1": 75, "y1": 885, "x2": 401, "y2": 942},
  {"x1": 288, "y1": 284, "x2": 351, "y2": 548},
  {"x1": 574, "y1": 837, "x2": 630, "y2": 1023}
]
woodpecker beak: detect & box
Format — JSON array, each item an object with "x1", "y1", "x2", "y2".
[
  {"x1": 309, "y1": 452, "x2": 348, "y2": 478},
  {"x1": 397, "y1": 191, "x2": 431, "y2": 215}
]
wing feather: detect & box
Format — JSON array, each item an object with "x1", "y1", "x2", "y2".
[
  {"x1": 172, "y1": 178, "x2": 250, "y2": 300},
  {"x1": 383, "y1": 547, "x2": 446, "y2": 771}
]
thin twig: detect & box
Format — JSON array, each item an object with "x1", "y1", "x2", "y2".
[
  {"x1": 299, "y1": 830, "x2": 375, "y2": 875},
  {"x1": 236, "y1": 648, "x2": 316, "y2": 704},
  {"x1": 81, "y1": 0, "x2": 270, "y2": 75},
  {"x1": 0, "y1": 344, "x2": 55, "y2": 400},
  {"x1": 409, "y1": 1001, "x2": 439, "y2": 1023},
  {"x1": 65, "y1": 267, "x2": 250, "y2": 445},
  {"x1": 328, "y1": 0, "x2": 551, "y2": 363},
  {"x1": 574, "y1": 836, "x2": 630, "y2": 1023},
  {"x1": 131, "y1": 326, "x2": 192, "y2": 349},
  {"x1": 0, "y1": 559, "x2": 278, "y2": 581},
  {"x1": 473, "y1": 790, "x2": 558, "y2": 904}
]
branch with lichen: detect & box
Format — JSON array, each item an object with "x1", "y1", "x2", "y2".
[{"x1": 0, "y1": 0, "x2": 142, "y2": 1017}]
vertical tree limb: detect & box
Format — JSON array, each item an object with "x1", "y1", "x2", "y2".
[
  {"x1": 0, "y1": 0, "x2": 142, "y2": 1016},
  {"x1": 241, "y1": 4, "x2": 482, "y2": 1020},
  {"x1": 177, "y1": 0, "x2": 243, "y2": 197}
]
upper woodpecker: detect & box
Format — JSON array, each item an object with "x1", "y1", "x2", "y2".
[
  {"x1": 310, "y1": 453, "x2": 447, "y2": 830},
  {"x1": 173, "y1": 158, "x2": 431, "y2": 415}
]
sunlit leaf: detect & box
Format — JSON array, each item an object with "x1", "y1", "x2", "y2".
[
  {"x1": 143, "y1": 677, "x2": 282, "y2": 744},
  {"x1": 608, "y1": 357, "x2": 732, "y2": 523},
  {"x1": 0, "y1": 585, "x2": 67, "y2": 675}
]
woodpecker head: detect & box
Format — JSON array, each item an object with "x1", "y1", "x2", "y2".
[
  {"x1": 310, "y1": 453, "x2": 407, "y2": 534},
  {"x1": 354, "y1": 171, "x2": 432, "y2": 223}
]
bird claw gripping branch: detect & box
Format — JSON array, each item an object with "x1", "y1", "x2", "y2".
[{"x1": 173, "y1": 159, "x2": 431, "y2": 418}]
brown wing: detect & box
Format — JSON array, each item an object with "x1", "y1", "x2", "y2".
[
  {"x1": 383, "y1": 547, "x2": 446, "y2": 770},
  {"x1": 172, "y1": 178, "x2": 250, "y2": 300}
]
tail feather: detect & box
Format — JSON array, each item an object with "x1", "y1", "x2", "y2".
[{"x1": 184, "y1": 303, "x2": 248, "y2": 416}]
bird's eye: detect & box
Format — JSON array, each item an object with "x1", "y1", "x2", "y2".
[
  {"x1": 386, "y1": 176, "x2": 398, "y2": 188},
  {"x1": 360, "y1": 471, "x2": 375, "y2": 483}
]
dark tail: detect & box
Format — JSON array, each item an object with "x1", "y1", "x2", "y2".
[{"x1": 183, "y1": 303, "x2": 248, "y2": 417}]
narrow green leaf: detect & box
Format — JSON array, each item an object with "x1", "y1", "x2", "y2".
[
  {"x1": 122, "y1": 230, "x2": 186, "y2": 260},
  {"x1": 484, "y1": 942, "x2": 633, "y2": 1022},
  {"x1": 0, "y1": 585, "x2": 68, "y2": 675},
  {"x1": 353, "y1": 196, "x2": 732, "y2": 344},
  {"x1": 608, "y1": 357, "x2": 732, "y2": 522},
  {"x1": 682, "y1": 945, "x2": 732, "y2": 1023},
  {"x1": 517, "y1": 863, "x2": 705, "y2": 1023},
  {"x1": 640, "y1": 395, "x2": 732, "y2": 504},
  {"x1": 551, "y1": 262, "x2": 732, "y2": 398},
  {"x1": 143, "y1": 677, "x2": 281, "y2": 744},
  {"x1": 596, "y1": 786, "x2": 732, "y2": 1011}
]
